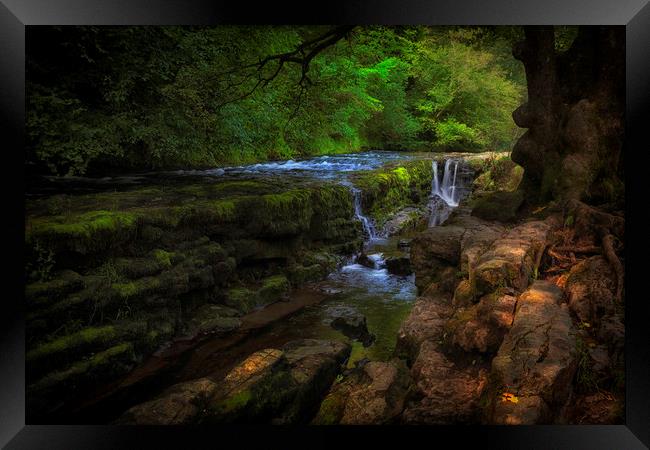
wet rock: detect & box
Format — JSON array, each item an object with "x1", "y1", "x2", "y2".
[
  {"x1": 121, "y1": 340, "x2": 350, "y2": 425},
  {"x1": 330, "y1": 308, "x2": 375, "y2": 347},
  {"x1": 356, "y1": 253, "x2": 375, "y2": 269},
  {"x1": 312, "y1": 359, "x2": 411, "y2": 425},
  {"x1": 565, "y1": 256, "x2": 617, "y2": 330},
  {"x1": 488, "y1": 281, "x2": 577, "y2": 424},
  {"x1": 410, "y1": 225, "x2": 464, "y2": 292},
  {"x1": 186, "y1": 304, "x2": 242, "y2": 338},
  {"x1": 395, "y1": 295, "x2": 452, "y2": 364},
  {"x1": 401, "y1": 340, "x2": 488, "y2": 424},
  {"x1": 448, "y1": 292, "x2": 517, "y2": 354},
  {"x1": 382, "y1": 207, "x2": 423, "y2": 236},
  {"x1": 274, "y1": 339, "x2": 352, "y2": 424},
  {"x1": 471, "y1": 190, "x2": 525, "y2": 223},
  {"x1": 473, "y1": 220, "x2": 550, "y2": 297},
  {"x1": 385, "y1": 256, "x2": 412, "y2": 276}
]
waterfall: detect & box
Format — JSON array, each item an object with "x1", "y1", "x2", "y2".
[
  {"x1": 428, "y1": 158, "x2": 467, "y2": 227},
  {"x1": 341, "y1": 181, "x2": 377, "y2": 240},
  {"x1": 432, "y1": 161, "x2": 440, "y2": 197}
]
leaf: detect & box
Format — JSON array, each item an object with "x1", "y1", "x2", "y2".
[{"x1": 501, "y1": 392, "x2": 519, "y2": 403}]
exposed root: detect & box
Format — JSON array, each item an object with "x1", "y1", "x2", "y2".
[{"x1": 600, "y1": 233, "x2": 624, "y2": 303}]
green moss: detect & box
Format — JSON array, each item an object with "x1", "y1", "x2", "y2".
[
  {"x1": 29, "y1": 342, "x2": 135, "y2": 393},
  {"x1": 312, "y1": 392, "x2": 347, "y2": 425},
  {"x1": 25, "y1": 270, "x2": 84, "y2": 304},
  {"x1": 27, "y1": 325, "x2": 117, "y2": 364},
  {"x1": 152, "y1": 249, "x2": 173, "y2": 268},
  {"x1": 111, "y1": 276, "x2": 162, "y2": 300},
  {"x1": 353, "y1": 160, "x2": 432, "y2": 228},
  {"x1": 258, "y1": 275, "x2": 291, "y2": 305},
  {"x1": 224, "y1": 287, "x2": 257, "y2": 314},
  {"x1": 27, "y1": 210, "x2": 138, "y2": 254},
  {"x1": 215, "y1": 388, "x2": 253, "y2": 415}
]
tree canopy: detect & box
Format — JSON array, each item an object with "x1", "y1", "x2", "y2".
[{"x1": 26, "y1": 25, "x2": 527, "y2": 176}]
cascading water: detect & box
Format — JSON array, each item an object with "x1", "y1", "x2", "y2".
[
  {"x1": 428, "y1": 158, "x2": 470, "y2": 227},
  {"x1": 340, "y1": 180, "x2": 377, "y2": 241},
  {"x1": 351, "y1": 186, "x2": 377, "y2": 240}
]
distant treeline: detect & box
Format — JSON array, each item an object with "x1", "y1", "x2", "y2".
[{"x1": 27, "y1": 26, "x2": 531, "y2": 176}]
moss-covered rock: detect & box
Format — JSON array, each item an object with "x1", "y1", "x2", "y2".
[
  {"x1": 258, "y1": 275, "x2": 291, "y2": 305},
  {"x1": 26, "y1": 210, "x2": 138, "y2": 255},
  {"x1": 471, "y1": 190, "x2": 525, "y2": 223},
  {"x1": 352, "y1": 160, "x2": 433, "y2": 229}
]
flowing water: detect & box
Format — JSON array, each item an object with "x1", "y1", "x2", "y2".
[
  {"x1": 428, "y1": 158, "x2": 473, "y2": 227},
  {"x1": 60, "y1": 151, "x2": 475, "y2": 421}
]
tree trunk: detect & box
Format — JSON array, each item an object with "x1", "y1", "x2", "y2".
[{"x1": 511, "y1": 26, "x2": 625, "y2": 206}]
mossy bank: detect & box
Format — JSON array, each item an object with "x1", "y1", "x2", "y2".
[{"x1": 24, "y1": 159, "x2": 434, "y2": 419}]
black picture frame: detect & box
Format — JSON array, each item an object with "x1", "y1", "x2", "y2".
[{"x1": 2, "y1": 0, "x2": 648, "y2": 448}]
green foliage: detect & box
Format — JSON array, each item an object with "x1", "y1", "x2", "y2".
[{"x1": 27, "y1": 26, "x2": 527, "y2": 175}]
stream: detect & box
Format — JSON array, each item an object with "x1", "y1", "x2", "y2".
[{"x1": 59, "y1": 150, "x2": 473, "y2": 422}]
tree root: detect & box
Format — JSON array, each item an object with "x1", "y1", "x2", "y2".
[{"x1": 601, "y1": 233, "x2": 624, "y2": 303}]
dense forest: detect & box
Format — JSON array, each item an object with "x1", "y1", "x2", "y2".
[{"x1": 27, "y1": 26, "x2": 533, "y2": 176}]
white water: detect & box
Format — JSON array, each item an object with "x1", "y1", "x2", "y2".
[
  {"x1": 429, "y1": 158, "x2": 466, "y2": 227},
  {"x1": 346, "y1": 183, "x2": 377, "y2": 240}
]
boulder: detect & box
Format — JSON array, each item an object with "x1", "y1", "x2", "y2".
[
  {"x1": 116, "y1": 378, "x2": 219, "y2": 425},
  {"x1": 385, "y1": 256, "x2": 412, "y2": 276},
  {"x1": 448, "y1": 292, "x2": 517, "y2": 354},
  {"x1": 329, "y1": 308, "x2": 375, "y2": 347},
  {"x1": 472, "y1": 220, "x2": 550, "y2": 297},
  {"x1": 401, "y1": 339, "x2": 488, "y2": 424},
  {"x1": 395, "y1": 295, "x2": 452, "y2": 364},
  {"x1": 382, "y1": 207, "x2": 424, "y2": 236},
  {"x1": 122, "y1": 339, "x2": 351, "y2": 425},
  {"x1": 356, "y1": 253, "x2": 375, "y2": 269},
  {"x1": 488, "y1": 281, "x2": 577, "y2": 424},
  {"x1": 273, "y1": 339, "x2": 352, "y2": 424},
  {"x1": 410, "y1": 225, "x2": 464, "y2": 292},
  {"x1": 312, "y1": 359, "x2": 411, "y2": 425},
  {"x1": 471, "y1": 190, "x2": 525, "y2": 223}
]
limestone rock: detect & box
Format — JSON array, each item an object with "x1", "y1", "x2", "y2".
[
  {"x1": 395, "y1": 295, "x2": 452, "y2": 364},
  {"x1": 401, "y1": 340, "x2": 488, "y2": 424},
  {"x1": 448, "y1": 292, "x2": 517, "y2": 354},
  {"x1": 117, "y1": 378, "x2": 219, "y2": 425},
  {"x1": 410, "y1": 226, "x2": 464, "y2": 292},
  {"x1": 489, "y1": 281, "x2": 577, "y2": 424},
  {"x1": 473, "y1": 220, "x2": 550, "y2": 297},
  {"x1": 313, "y1": 359, "x2": 411, "y2": 425}
]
